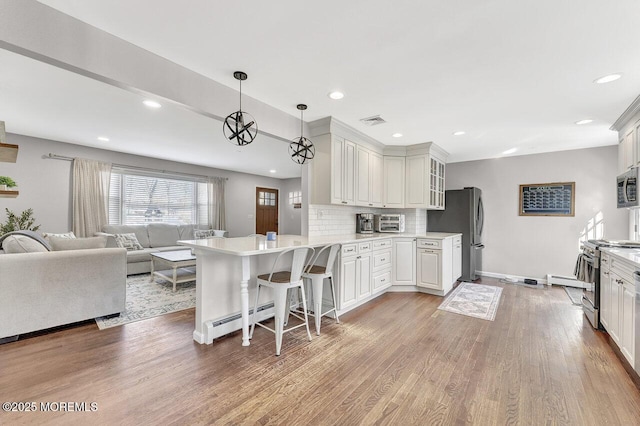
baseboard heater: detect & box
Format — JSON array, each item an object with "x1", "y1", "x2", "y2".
[
  {"x1": 203, "y1": 302, "x2": 275, "y2": 342},
  {"x1": 547, "y1": 274, "x2": 588, "y2": 288}
]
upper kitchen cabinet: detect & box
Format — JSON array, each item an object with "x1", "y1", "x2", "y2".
[
  {"x1": 404, "y1": 143, "x2": 449, "y2": 210},
  {"x1": 0, "y1": 121, "x2": 18, "y2": 163},
  {"x1": 383, "y1": 156, "x2": 405, "y2": 208},
  {"x1": 612, "y1": 95, "x2": 640, "y2": 174},
  {"x1": 309, "y1": 117, "x2": 385, "y2": 207}
]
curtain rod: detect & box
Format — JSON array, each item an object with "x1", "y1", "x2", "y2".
[{"x1": 46, "y1": 153, "x2": 228, "y2": 181}]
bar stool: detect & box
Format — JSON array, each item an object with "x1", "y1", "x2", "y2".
[
  {"x1": 250, "y1": 246, "x2": 314, "y2": 356},
  {"x1": 301, "y1": 243, "x2": 341, "y2": 335}
]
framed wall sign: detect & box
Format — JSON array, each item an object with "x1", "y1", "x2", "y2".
[{"x1": 519, "y1": 182, "x2": 575, "y2": 217}]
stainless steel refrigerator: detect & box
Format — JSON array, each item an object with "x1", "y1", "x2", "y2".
[{"x1": 427, "y1": 187, "x2": 484, "y2": 281}]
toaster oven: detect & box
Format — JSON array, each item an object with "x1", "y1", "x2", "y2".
[{"x1": 374, "y1": 214, "x2": 405, "y2": 233}]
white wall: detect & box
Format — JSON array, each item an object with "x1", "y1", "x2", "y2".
[
  {"x1": 0, "y1": 133, "x2": 299, "y2": 237},
  {"x1": 444, "y1": 145, "x2": 627, "y2": 280}
]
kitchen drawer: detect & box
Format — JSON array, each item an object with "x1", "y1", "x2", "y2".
[
  {"x1": 342, "y1": 244, "x2": 358, "y2": 257},
  {"x1": 417, "y1": 239, "x2": 442, "y2": 249},
  {"x1": 611, "y1": 257, "x2": 635, "y2": 281},
  {"x1": 373, "y1": 249, "x2": 392, "y2": 269},
  {"x1": 358, "y1": 242, "x2": 372, "y2": 253},
  {"x1": 373, "y1": 270, "x2": 392, "y2": 291},
  {"x1": 373, "y1": 239, "x2": 392, "y2": 250},
  {"x1": 453, "y1": 235, "x2": 462, "y2": 245}
]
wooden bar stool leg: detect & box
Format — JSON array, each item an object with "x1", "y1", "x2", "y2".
[
  {"x1": 329, "y1": 276, "x2": 340, "y2": 324},
  {"x1": 311, "y1": 276, "x2": 324, "y2": 335}
]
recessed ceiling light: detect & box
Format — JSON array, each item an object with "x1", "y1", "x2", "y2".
[
  {"x1": 594, "y1": 73, "x2": 622, "y2": 84},
  {"x1": 269, "y1": 169, "x2": 277, "y2": 174},
  {"x1": 392, "y1": 133, "x2": 403, "y2": 138},
  {"x1": 502, "y1": 148, "x2": 517, "y2": 155},
  {"x1": 575, "y1": 119, "x2": 593, "y2": 125},
  {"x1": 453, "y1": 131, "x2": 466, "y2": 136},
  {"x1": 143, "y1": 100, "x2": 162, "y2": 108},
  {"x1": 97, "y1": 136, "x2": 110, "y2": 142},
  {"x1": 328, "y1": 91, "x2": 344, "y2": 100}
]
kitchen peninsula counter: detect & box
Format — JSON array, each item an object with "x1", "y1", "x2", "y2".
[{"x1": 178, "y1": 232, "x2": 461, "y2": 346}]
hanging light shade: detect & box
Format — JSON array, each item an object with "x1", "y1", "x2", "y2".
[
  {"x1": 223, "y1": 71, "x2": 258, "y2": 146},
  {"x1": 289, "y1": 104, "x2": 315, "y2": 164}
]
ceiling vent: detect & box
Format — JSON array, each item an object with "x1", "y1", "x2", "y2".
[{"x1": 359, "y1": 115, "x2": 387, "y2": 126}]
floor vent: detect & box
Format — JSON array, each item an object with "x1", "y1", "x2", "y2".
[
  {"x1": 359, "y1": 115, "x2": 387, "y2": 126},
  {"x1": 547, "y1": 274, "x2": 588, "y2": 288}
]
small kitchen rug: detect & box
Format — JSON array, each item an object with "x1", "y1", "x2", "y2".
[
  {"x1": 95, "y1": 273, "x2": 195, "y2": 329},
  {"x1": 437, "y1": 282, "x2": 502, "y2": 321}
]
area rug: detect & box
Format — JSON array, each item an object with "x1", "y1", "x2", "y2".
[
  {"x1": 95, "y1": 273, "x2": 196, "y2": 329},
  {"x1": 437, "y1": 282, "x2": 502, "y2": 321}
]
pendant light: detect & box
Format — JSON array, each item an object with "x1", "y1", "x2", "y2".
[
  {"x1": 289, "y1": 104, "x2": 315, "y2": 164},
  {"x1": 223, "y1": 71, "x2": 258, "y2": 146}
]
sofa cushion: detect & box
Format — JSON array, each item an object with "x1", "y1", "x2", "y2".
[
  {"x1": 50, "y1": 236, "x2": 108, "y2": 251},
  {"x1": 103, "y1": 225, "x2": 150, "y2": 248},
  {"x1": 147, "y1": 223, "x2": 180, "y2": 248},
  {"x1": 126, "y1": 248, "x2": 160, "y2": 263},
  {"x1": 2, "y1": 234, "x2": 50, "y2": 253},
  {"x1": 114, "y1": 233, "x2": 144, "y2": 251},
  {"x1": 178, "y1": 224, "x2": 196, "y2": 240},
  {"x1": 43, "y1": 231, "x2": 76, "y2": 240}
]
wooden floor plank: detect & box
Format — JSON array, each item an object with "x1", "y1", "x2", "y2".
[{"x1": 1, "y1": 278, "x2": 640, "y2": 425}]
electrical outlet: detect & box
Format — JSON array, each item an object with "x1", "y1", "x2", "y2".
[{"x1": 248, "y1": 214, "x2": 254, "y2": 219}]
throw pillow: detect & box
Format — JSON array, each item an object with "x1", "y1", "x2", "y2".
[
  {"x1": 0, "y1": 230, "x2": 51, "y2": 251},
  {"x1": 2, "y1": 235, "x2": 50, "y2": 253},
  {"x1": 193, "y1": 229, "x2": 214, "y2": 239},
  {"x1": 114, "y1": 233, "x2": 144, "y2": 251},
  {"x1": 49, "y1": 236, "x2": 108, "y2": 251}
]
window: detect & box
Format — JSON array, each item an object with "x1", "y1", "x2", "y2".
[
  {"x1": 258, "y1": 190, "x2": 277, "y2": 206},
  {"x1": 289, "y1": 191, "x2": 302, "y2": 208},
  {"x1": 109, "y1": 168, "x2": 209, "y2": 226}
]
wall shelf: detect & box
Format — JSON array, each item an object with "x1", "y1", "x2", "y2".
[
  {"x1": 0, "y1": 143, "x2": 18, "y2": 163},
  {"x1": 0, "y1": 190, "x2": 19, "y2": 198}
]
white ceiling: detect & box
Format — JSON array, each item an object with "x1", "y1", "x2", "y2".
[{"x1": 12, "y1": 1, "x2": 640, "y2": 171}]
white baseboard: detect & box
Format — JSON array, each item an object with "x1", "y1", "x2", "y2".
[{"x1": 478, "y1": 271, "x2": 549, "y2": 285}]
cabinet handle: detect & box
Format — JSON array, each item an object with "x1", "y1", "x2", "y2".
[
  {"x1": 342, "y1": 201, "x2": 347, "y2": 204},
  {"x1": 380, "y1": 278, "x2": 386, "y2": 282},
  {"x1": 603, "y1": 271, "x2": 609, "y2": 276},
  {"x1": 381, "y1": 258, "x2": 386, "y2": 261},
  {"x1": 357, "y1": 255, "x2": 361, "y2": 259},
  {"x1": 369, "y1": 204, "x2": 373, "y2": 206}
]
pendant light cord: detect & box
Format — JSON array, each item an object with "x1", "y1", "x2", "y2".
[
  {"x1": 300, "y1": 110, "x2": 304, "y2": 138},
  {"x1": 239, "y1": 79, "x2": 242, "y2": 112}
]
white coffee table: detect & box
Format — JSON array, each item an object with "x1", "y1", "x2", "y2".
[{"x1": 150, "y1": 250, "x2": 197, "y2": 291}]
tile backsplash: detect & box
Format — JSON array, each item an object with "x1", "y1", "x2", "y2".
[{"x1": 308, "y1": 204, "x2": 426, "y2": 236}]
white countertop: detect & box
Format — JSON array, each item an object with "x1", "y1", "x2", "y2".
[
  {"x1": 601, "y1": 247, "x2": 640, "y2": 267},
  {"x1": 178, "y1": 232, "x2": 461, "y2": 256}
]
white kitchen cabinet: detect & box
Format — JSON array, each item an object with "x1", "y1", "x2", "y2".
[
  {"x1": 383, "y1": 156, "x2": 405, "y2": 208},
  {"x1": 338, "y1": 242, "x2": 372, "y2": 310},
  {"x1": 356, "y1": 147, "x2": 383, "y2": 208},
  {"x1": 331, "y1": 137, "x2": 356, "y2": 205},
  {"x1": 452, "y1": 235, "x2": 462, "y2": 281},
  {"x1": 369, "y1": 152, "x2": 383, "y2": 207},
  {"x1": 415, "y1": 237, "x2": 455, "y2": 295},
  {"x1": 417, "y1": 248, "x2": 440, "y2": 289},
  {"x1": 604, "y1": 254, "x2": 636, "y2": 366},
  {"x1": 600, "y1": 253, "x2": 611, "y2": 330},
  {"x1": 429, "y1": 156, "x2": 446, "y2": 210},
  {"x1": 405, "y1": 155, "x2": 427, "y2": 208},
  {"x1": 621, "y1": 280, "x2": 635, "y2": 366},
  {"x1": 392, "y1": 237, "x2": 416, "y2": 285},
  {"x1": 372, "y1": 238, "x2": 392, "y2": 294}
]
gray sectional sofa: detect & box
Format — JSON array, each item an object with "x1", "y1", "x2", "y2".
[
  {"x1": 100, "y1": 224, "x2": 225, "y2": 275},
  {"x1": 0, "y1": 247, "x2": 127, "y2": 340}
]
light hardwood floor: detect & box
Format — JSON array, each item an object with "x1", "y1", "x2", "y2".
[{"x1": 1, "y1": 278, "x2": 640, "y2": 425}]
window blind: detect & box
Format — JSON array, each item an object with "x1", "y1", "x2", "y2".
[{"x1": 109, "y1": 168, "x2": 209, "y2": 226}]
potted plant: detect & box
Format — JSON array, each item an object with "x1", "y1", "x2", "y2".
[
  {"x1": 0, "y1": 208, "x2": 40, "y2": 234},
  {"x1": 0, "y1": 176, "x2": 17, "y2": 191}
]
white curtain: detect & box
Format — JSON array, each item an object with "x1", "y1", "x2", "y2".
[
  {"x1": 72, "y1": 158, "x2": 112, "y2": 237},
  {"x1": 208, "y1": 177, "x2": 226, "y2": 230}
]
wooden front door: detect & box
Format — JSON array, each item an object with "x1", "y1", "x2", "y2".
[{"x1": 256, "y1": 187, "x2": 278, "y2": 235}]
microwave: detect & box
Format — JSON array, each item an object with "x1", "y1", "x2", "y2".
[
  {"x1": 618, "y1": 168, "x2": 639, "y2": 208},
  {"x1": 374, "y1": 214, "x2": 405, "y2": 233}
]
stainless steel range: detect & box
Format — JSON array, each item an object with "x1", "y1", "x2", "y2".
[{"x1": 579, "y1": 239, "x2": 640, "y2": 329}]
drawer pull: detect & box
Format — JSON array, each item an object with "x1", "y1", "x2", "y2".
[
  {"x1": 380, "y1": 258, "x2": 386, "y2": 262},
  {"x1": 380, "y1": 278, "x2": 386, "y2": 282}
]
